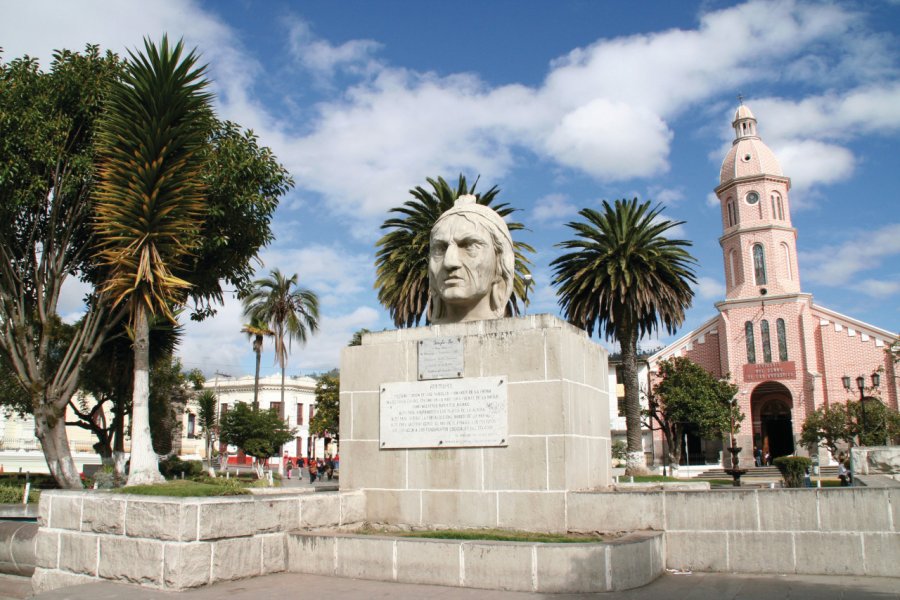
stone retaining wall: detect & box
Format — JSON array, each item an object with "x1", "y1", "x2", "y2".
[
  {"x1": 288, "y1": 530, "x2": 664, "y2": 593},
  {"x1": 568, "y1": 487, "x2": 899, "y2": 577},
  {"x1": 31, "y1": 490, "x2": 364, "y2": 593}
]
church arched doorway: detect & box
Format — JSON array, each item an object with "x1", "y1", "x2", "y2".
[{"x1": 751, "y1": 381, "x2": 794, "y2": 462}]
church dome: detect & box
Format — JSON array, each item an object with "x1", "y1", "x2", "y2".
[{"x1": 719, "y1": 103, "x2": 783, "y2": 185}]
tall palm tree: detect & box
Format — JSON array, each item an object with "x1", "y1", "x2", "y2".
[
  {"x1": 375, "y1": 175, "x2": 534, "y2": 328},
  {"x1": 242, "y1": 269, "x2": 320, "y2": 413},
  {"x1": 93, "y1": 36, "x2": 212, "y2": 486},
  {"x1": 241, "y1": 315, "x2": 273, "y2": 411},
  {"x1": 551, "y1": 198, "x2": 697, "y2": 475}
]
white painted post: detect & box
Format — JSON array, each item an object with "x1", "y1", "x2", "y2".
[{"x1": 22, "y1": 483, "x2": 31, "y2": 505}]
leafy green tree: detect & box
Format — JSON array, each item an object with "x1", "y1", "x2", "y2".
[
  {"x1": 552, "y1": 199, "x2": 697, "y2": 474},
  {"x1": 310, "y1": 373, "x2": 339, "y2": 444},
  {"x1": 1, "y1": 43, "x2": 290, "y2": 488},
  {"x1": 219, "y1": 402, "x2": 296, "y2": 478},
  {"x1": 801, "y1": 400, "x2": 900, "y2": 458},
  {"x1": 242, "y1": 269, "x2": 320, "y2": 413},
  {"x1": 195, "y1": 389, "x2": 218, "y2": 477},
  {"x1": 643, "y1": 357, "x2": 741, "y2": 468},
  {"x1": 93, "y1": 36, "x2": 213, "y2": 485},
  {"x1": 0, "y1": 45, "x2": 125, "y2": 488},
  {"x1": 374, "y1": 175, "x2": 534, "y2": 328},
  {"x1": 241, "y1": 316, "x2": 274, "y2": 411}
]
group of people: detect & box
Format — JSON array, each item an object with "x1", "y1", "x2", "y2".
[
  {"x1": 752, "y1": 446, "x2": 772, "y2": 466},
  {"x1": 283, "y1": 455, "x2": 337, "y2": 484}
]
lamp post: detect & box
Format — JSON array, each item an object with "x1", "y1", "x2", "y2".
[{"x1": 843, "y1": 372, "x2": 880, "y2": 446}]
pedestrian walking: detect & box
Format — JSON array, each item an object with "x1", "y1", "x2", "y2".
[{"x1": 308, "y1": 458, "x2": 318, "y2": 484}]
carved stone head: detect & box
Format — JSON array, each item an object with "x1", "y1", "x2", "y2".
[{"x1": 428, "y1": 195, "x2": 514, "y2": 324}]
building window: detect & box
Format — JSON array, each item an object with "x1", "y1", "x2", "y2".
[
  {"x1": 777, "y1": 318, "x2": 788, "y2": 361},
  {"x1": 781, "y1": 242, "x2": 792, "y2": 281},
  {"x1": 617, "y1": 396, "x2": 626, "y2": 417},
  {"x1": 761, "y1": 319, "x2": 772, "y2": 363},
  {"x1": 270, "y1": 401, "x2": 283, "y2": 419},
  {"x1": 297, "y1": 403, "x2": 304, "y2": 426},
  {"x1": 309, "y1": 404, "x2": 315, "y2": 424},
  {"x1": 727, "y1": 199, "x2": 737, "y2": 227},
  {"x1": 728, "y1": 249, "x2": 737, "y2": 287},
  {"x1": 752, "y1": 244, "x2": 767, "y2": 285},
  {"x1": 745, "y1": 321, "x2": 756, "y2": 364},
  {"x1": 187, "y1": 414, "x2": 196, "y2": 439},
  {"x1": 220, "y1": 403, "x2": 229, "y2": 419}
]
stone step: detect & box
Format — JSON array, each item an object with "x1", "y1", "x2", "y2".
[{"x1": 694, "y1": 466, "x2": 839, "y2": 479}]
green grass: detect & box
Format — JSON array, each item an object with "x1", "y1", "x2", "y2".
[
  {"x1": 366, "y1": 528, "x2": 606, "y2": 543},
  {"x1": 114, "y1": 480, "x2": 250, "y2": 497}
]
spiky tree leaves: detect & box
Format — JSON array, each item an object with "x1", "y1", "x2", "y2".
[
  {"x1": 94, "y1": 36, "x2": 212, "y2": 485},
  {"x1": 375, "y1": 175, "x2": 534, "y2": 328},
  {"x1": 243, "y1": 268, "x2": 320, "y2": 412},
  {"x1": 552, "y1": 198, "x2": 697, "y2": 474},
  {"x1": 241, "y1": 316, "x2": 274, "y2": 411}
]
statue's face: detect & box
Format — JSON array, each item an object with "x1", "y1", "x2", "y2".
[{"x1": 429, "y1": 214, "x2": 497, "y2": 316}]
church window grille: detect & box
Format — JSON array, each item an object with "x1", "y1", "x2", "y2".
[
  {"x1": 727, "y1": 199, "x2": 737, "y2": 227},
  {"x1": 776, "y1": 319, "x2": 788, "y2": 361},
  {"x1": 761, "y1": 320, "x2": 772, "y2": 363},
  {"x1": 745, "y1": 321, "x2": 756, "y2": 364},
  {"x1": 753, "y1": 244, "x2": 767, "y2": 285}
]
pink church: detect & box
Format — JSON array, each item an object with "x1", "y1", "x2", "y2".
[{"x1": 645, "y1": 104, "x2": 898, "y2": 467}]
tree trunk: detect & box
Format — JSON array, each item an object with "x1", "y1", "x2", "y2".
[
  {"x1": 277, "y1": 365, "x2": 286, "y2": 477},
  {"x1": 621, "y1": 326, "x2": 648, "y2": 475},
  {"x1": 252, "y1": 345, "x2": 261, "y2": 412},
  {"x1": 34, "y1": 405, "x2": 83, "y2": 489},
  {"x1": 126, "y1": 307, "x2": 164, "y2": 486}
]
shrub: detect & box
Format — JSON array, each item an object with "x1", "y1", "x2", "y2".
[
  {"x1": 773, "y1": 456, "x2": 811, "y2": 488},
  {"x1": 159, "y1": 456, "x2": 204, "y2": 479},
  {"x1": 92, "y1": 467, "x2": 123, "y2": 489},
  {"x1": 611, "y1": 440, "x2": 627, "y2": 464},
  {"x1": 0, "y1": 485, "x2": 41, "y2": 504}
]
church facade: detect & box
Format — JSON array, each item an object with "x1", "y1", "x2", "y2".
[{"x1": 645, "y1": 104, "x2": 898, "y2": 467}]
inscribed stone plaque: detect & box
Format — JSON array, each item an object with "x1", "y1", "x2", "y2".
[
  {"x1": 380, "y1": 376, "x2": 508, "y2": 449},
  {"x1": 418, "y1": 337, "x2": 464, "y2": 380}
]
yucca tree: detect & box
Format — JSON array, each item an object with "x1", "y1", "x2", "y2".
[
  {"x1": 241, "y1": 315, "x2": 274, "y2": 411},
  {"x1": 551, "y1": 198, "x2": 697, "y2": 475},
  {"x1": 243, "y1": 269, "x2": 320, "y2": 413},
  {"x1": 93, "y1": 36, "x2": 212, "y2": 486},
  {"x1": 375, "y1": 175, "x2": 534, "y2": 328}
]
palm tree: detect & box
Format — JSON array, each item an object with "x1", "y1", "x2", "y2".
[
  {"x1": 375, "y1": 175, "x2": 534, "y2": 328},
  {"x1": 551, "y1": 198, "x2": 697, "y2": 475},
  {"x1": 242, "y1": 269, "x2": 320, "y2": 413},
  {"x1": 93, "y1": 36, "x2": 212, "y2": 486},
  {"x1": 195, "y1": 389, "x2": 218, "y2": 477},
  {"x1": 241, "y1": 316, "x2": 273, "y2": 411}
]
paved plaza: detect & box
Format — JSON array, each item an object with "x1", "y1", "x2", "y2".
[{"x1": 1, "y1": 571, "x2": 896, "y2": 600}]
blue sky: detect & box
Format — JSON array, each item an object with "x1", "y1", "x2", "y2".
[{"x1": 4, "y1": 0, "x2": 899, "y2": 378}]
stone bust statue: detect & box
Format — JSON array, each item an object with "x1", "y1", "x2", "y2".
[{"x1": 428, "y1": 195, "x2": 515, "y2": 324}]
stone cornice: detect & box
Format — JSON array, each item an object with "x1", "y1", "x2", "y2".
[
  {"x1": 715, "y1": 173, "x2": 791, "y2": 195},
  {"x1": 715, "y1": 292, "x2": 812, "y2": 311},
  {"x1": 719, "y1": 224, "x2": 797, "y2": 247}
]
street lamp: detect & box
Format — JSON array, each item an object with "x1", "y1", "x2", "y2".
[{"x1": 842, "y1": 372, "x2": 881, "y2": 445}]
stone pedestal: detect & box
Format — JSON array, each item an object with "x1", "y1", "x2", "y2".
[{"x1": 339, "y1": 315, "x2": 611, "y2": 532}]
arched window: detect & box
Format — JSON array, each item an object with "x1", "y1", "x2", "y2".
[
  {"x1": 726, "y1": 199, "x2": 737, "y2": 227},
  {"x1": 728, "y1": 249, "x2": 737, "y2": 288},
  {"x1": 781, "y1": 242, "x2": 793, "y2": 281},
  {"x1": 777, "y1": 195, "x2": 784, "y2": 220},
  {"x1": 745, "y1": 321, "x2": 756, "y2": 364},
  {"x1": 753, "y1": 244, "x2": 767, "y2": 285},
  {"x1": 761, "y1": 320, "x2": 772, "y2": 363},
  {"x1": 776, "y1": 318, "x2": 788, "y2": 361}
]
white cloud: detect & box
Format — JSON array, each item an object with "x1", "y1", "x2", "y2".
[
  {"x1": 57, "y1": 276, "x2": 93, "y2": 324},
  {"x1": 860, "y1": 279, "x2": 900, "y2": 298},
  {"x1": 774, "y1": 140, "x2": 855, "y2": 196},
  {"x1": 803, "y1": 224, "x2": 900, "y2": 285},
  {"x1": 532, "y1": 194, "x2": 579, "y2": 226},
  {"x1": 694, "y1": 277, "x2": 725, "y2": 300},
  {"x1": 706, "y1": 192, "x2": 721, "y2": 208},
  {"x1": 649, "y1": 186, "x2": 685, "y2": 206},
  {"x1": 544, "y1": 100, "x2": 672, "y2": 179},
  {"x1": 298, "y1": 306, "x2": 382, "y2": 372},
  {"x1": 286, "y1": 17, "x2": 382, "y2": 80}
]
